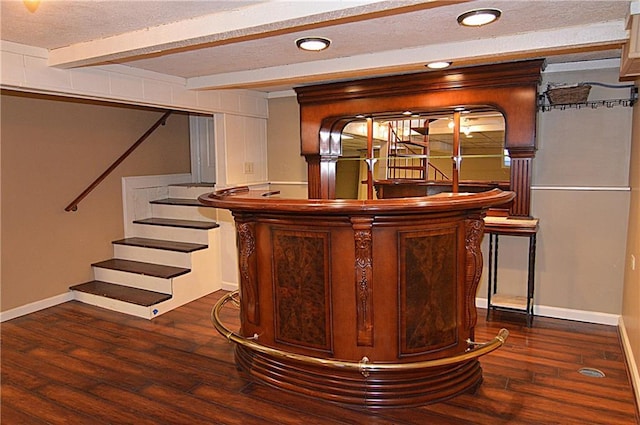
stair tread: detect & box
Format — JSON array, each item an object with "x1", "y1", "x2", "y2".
[
  {"x1": 150, "y1": 198, "x2": 210, "y2": 207},
  {"x1": 113, "y1": 237, "x2": 207, "y2": 253},
  {"x1": 70, "y1": 280, "x2": 172, "y2": 307},
  {"x1": 133, "y1": 217, "x2": 219, "y2": 230},
  {"x1": 170, "y1": 183, "x2": 215, "y2": 187},
  {"x1": 92, "y1": 258, "x2": 190, "y2": 279}
]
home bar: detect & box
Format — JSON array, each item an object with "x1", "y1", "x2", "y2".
[
  {"x1": 203, "y1": 60, "x2": 544, "y2": 408},
  {"x1": 201, "y1": 187, "x2": 513, "y2": 408}
]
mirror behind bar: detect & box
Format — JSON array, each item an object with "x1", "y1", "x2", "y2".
[{"x1": 336, "y1": 107, "x2": 509, "y2": 208}]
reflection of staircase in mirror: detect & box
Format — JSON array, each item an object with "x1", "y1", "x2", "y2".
[
  {"x1": 387, "y1": 119, "x2": 449, "y2": 181},
  {"x1": 70, "y1": 183, "x2": 222, "y2": 319}
]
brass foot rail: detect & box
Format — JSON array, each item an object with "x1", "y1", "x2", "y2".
[
  {"x1": 211, "y1": 290, "x2": 509, "y2": 377},
  {"x1": 65, "y1": 110, "x2": 173, "y2": 212}
]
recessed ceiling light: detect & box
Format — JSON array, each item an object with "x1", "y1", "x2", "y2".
[
  {"x1": 457, "y1": 9, "x2": 501, "y2": 27},
  {"x1": 23, "y1": 0, "x2": 40, "y2": 12},
  {"x1": 426, "y1": 61, "x2": 451, "y2": 69},
  {"x1": 295, "y1": 37, "x2": 331, "y2": 52}
]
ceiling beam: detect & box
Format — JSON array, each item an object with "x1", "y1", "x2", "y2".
[
  {"x1": 47, "y1": 0, "x2": 450, "y2": 69},
  {"x1": 186, "y1": 20, "x2": 628, "y2": 91}
]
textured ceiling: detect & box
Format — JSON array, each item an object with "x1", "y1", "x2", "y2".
[
  {"x1": 1, "y1": 1, "x2": 264, "y2": 49},
  {"x1": 0, "y1": 0, "x2": 631, "y2": 92}
]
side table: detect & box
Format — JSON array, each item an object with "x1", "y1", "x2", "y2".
[{"x1": 484, "y1": 216, "x2": 539, "y2": 327}]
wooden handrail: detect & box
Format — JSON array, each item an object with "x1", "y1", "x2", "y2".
[{"x1": 65, "y1": 110, "x2": 173, "y2": 212}]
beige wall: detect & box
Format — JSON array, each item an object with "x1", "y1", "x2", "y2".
[
  {"x1": 476, "y1": 67, "x2": 633, "y2": 316},
  {"x1": 622, "y1": 77, "x2": 640, "y2": 394},
  {"x1": 535, "y1": 75, "x2": 632, "y2": 187},
  {"x1": 529, "y1": 190, "x2": 629, "y2": 312},
  {"x1": 336, "y1": 159, "x2": 360, "y2": 199},
  {"x1": 266, "y1": 96, "x2": 306, "y2": 183},
  {"x1": 529, "y1": 68, "x2": 632, "y2": 315},
  {"x1": 266, "y1": 67, "x2": 634, "y2": 317},
  {"x1": 1, "y1": 91, "x2": 190, "y2": 311}
]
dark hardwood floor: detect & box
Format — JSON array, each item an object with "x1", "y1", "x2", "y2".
[{"x1": 2, "y1": 291, "x2": 638, "y2": 424}]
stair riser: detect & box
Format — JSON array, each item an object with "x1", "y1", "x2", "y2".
[
  {"x1": 168, "y1": 185, "x2": 215, "y2": 199},
  {"x1": 92, "y1": 268, "x2": 173, "y2": 293},
  {"x1": 76, "y1": 253, "x2": 221, "y2": 319},
  {"x1": 113, "y1": 245, "x2": 192, "y2": 268},
  {"x1": 72, "y1": 291, "x2": 155, "y2": 319},
  {"x1": 150, "y1": 204, "x2": 218, "y2": 222},
  {"x1": 130, "y1": 223, "x2": 211, "y2": 244},
  {"x1": 149, "y1": 249, "x2": 222, "y2": 315}
]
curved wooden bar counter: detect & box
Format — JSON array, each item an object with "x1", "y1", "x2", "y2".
[{"x1": 199, "y1": 188, "x2": 515, "y2": 408}]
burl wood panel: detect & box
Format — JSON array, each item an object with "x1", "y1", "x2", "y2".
[
  {"x1": 399, "y1": 227, "x2": 458, "y2": 355},
  {"x1": 272, "y1": 229, "x2": 331, "y2": 352}
]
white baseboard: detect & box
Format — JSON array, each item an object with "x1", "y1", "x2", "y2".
[
  {"x1": 1, "y1": 293, "x2": 623, "y2": 325},
  {"x1": 0, "y1": 292, "x2": 74, "y2": 322},
  {"x1": 476, "y1": 297, "x2": 620, "y2": 326},
  {"x1": 619, "y1": 317, "x2": 640, "y2": 409},
  {"x1": 221, "y1": 281, "x2": 239, "y2": 291}
]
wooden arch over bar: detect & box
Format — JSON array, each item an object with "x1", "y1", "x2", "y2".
[{"x1": 295, "y1": 59, "x2": 545, "y2": 217}]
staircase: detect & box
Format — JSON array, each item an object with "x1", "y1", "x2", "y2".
[
  {"x1": 70, "y1": 183, "x2": 222, "y2": 319},
  {"x1": 387, "y1": 119, "x2": 449, "y2": 181}
]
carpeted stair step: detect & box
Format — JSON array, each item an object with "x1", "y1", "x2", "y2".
[
  {"x1": 112, "y1": 237, "x2": 207, "y2": 253},
  {"x1": 92, "y1": 258, "x2": 190, "y2": 279},
  {"x1": 70, "y1": 280, "x2": 172, "y2": 306}
]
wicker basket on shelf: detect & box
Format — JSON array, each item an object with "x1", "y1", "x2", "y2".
[{"x1": 545, "y1": 83, "x2": 591, "y2": 105}]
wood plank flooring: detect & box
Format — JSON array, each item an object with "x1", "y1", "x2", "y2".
[{"x1": 2, "y1": 291, "x2": 638, "y2": 424}]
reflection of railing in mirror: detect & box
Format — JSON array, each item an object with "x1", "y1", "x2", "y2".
[{"x1": 338, "y1": 109, "x2": 507, "y2": 201}]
